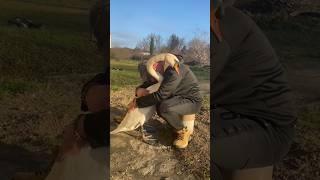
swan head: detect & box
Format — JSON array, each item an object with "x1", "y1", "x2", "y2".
[
  {"x1": 163, "y1": 53, "x2": 180, "y2": 75},
  {"x1": 147, "y1": 53, "x2": 180, "y2": 76}
]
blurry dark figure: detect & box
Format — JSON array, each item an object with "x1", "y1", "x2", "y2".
[
  {"x1": 8, "y1": 17, "x2": 43, "y2": 29},
  {"x1": 211, "y1": 0, "x2": 296, "y2": 179},
  {"x1": 12, "y1": 1, "x2": 109, "y2": 180}
]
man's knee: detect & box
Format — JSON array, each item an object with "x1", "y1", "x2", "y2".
[{"x1": 158, "y1": 101, "x2": 173, "y2": 115}]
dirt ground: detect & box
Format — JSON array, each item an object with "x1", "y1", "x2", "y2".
[
  {"x1": 110, "y1": 84, "x2": 210, "y2": 180},
  {"x1": 273, "y1": 61, "x2": 320, "y2": 180},
  {"x1": 0, "y1": 74, "x2": 95, "y2": 180},
  {"x1": 0, "y1": 75, "x2": 210, "y2": 180}
]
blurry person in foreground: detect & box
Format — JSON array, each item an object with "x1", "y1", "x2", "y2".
[{"x1": 211, "y1": 0, "x2": 296, "y2": 179}]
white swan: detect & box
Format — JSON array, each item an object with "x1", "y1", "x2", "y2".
[
  {"x1": 45, "y1": 146, "x2": 108, "y2": 180},
  {"x1": 110, "y1": 53, "x2": 180, "y2": 138}
]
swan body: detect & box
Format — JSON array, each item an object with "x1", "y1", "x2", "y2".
[
  {"x1": 110, "y1": 82, "x2": 160, "y2": 134},
  {"x1": 45, "y1": 147, "x2": 107, "y2": 180}
]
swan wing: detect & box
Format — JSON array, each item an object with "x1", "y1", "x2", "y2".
[{"x1": 110, "y1": 106, "x2": 156, "y2": 134}]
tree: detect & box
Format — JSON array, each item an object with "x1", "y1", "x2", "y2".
[
  {"x1": 186, "y1": 36, "x2": 210, "y2": 66},
  {"x1": 167, "y1": 34, "x2": 185, "y2": 53},
  {"x1": 181, "y1": 45, "x2": 188, "y2": 56},
  {"x1": 150, "y1": 36, "x2": 155, "y2": 55},
  {"x1": 135, "y1": 38, "x2": 149, "y2": 51},
  {"x1": 136, "y1": 34, "x2": 162, "y2": 53}
]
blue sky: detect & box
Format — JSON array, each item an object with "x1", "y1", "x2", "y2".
[{"x1": 111, "y1": 0, "x2": 210, "y2": 48}]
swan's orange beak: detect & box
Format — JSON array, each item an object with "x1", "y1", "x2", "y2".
[{"x1": 174, "y1": 63, "x2": 180, "y2": 75}]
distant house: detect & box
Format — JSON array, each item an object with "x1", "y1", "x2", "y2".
[
  {"x1": 138, "y1": 52, "x2": 150, "y2": 56},
  {"x1": 131, "y1": 51, "x2": 151, "y2": 60}
]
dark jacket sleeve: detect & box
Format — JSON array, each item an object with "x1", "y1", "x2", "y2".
[
  {"x1": 212, "y1": 7, "x2": 254, "y2": 81},
  {"x1": 211, "y1": 30, "x2": 231, "y2": 82},
  {"x1": 83, "y1": 109, "x2": 108, "y2": 148},
  {"x1": 135, "y1": 81, "x2": 157, "y2": 96},
  {"x1": 136, "y1": 67, "x2": 181, "y2": 108},
  {"x1": 139, "y1": 81, "x2": 156, "y2": 88}
]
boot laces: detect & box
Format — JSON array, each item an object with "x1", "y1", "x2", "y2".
[{"x1": 177, "y1": 128, "x2": 188, "y2": 140}]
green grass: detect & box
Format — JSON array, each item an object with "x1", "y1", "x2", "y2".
[
  {"x1": 0, "y1": 0, "x2": 90, "y2": 34},
  {"x1": 190, "y1": 66, "x2": 210, "y2": 82},
  {"x1": 110, "y1": 59, "x2": 141, "y2": 91},
  {"x1": 0, "y1": 79, "x2": 35, "y2": 98},
  {"x1": 0, "y1": 0, "x2": 103, "y2": 81}
]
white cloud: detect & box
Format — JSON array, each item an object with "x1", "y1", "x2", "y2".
[{"x1": 111, "y1": 31, "x2": 139, "y2": 48}]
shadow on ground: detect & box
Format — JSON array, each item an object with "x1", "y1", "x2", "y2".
[
  {"x1": 0, "y1": 143, "x2": 52, "y2": 180},
  {"x1": 110, "y1": 106, "x2": 178, "y2": 147}
]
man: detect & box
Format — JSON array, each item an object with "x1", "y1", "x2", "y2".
[
  {"x1": 129, "y1": 56, "x2": 202, "y2": 149},
  {"x1": 211, "y1": 0, "x2": 296, "y2": 179},
  {"x1": 57, "y1": 0, "x2": 109, "y2": 155}
]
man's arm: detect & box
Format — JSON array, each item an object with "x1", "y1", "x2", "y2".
[
  {"x1": 212, "y1": 7, "x2": 255, "y2": 81},
  {"x1": 136, "y1": 67, "x2": 182, "y2": 108},
  {"x1": 135, "y1": 81, "x2": 156, "y2": 96},
  {"x1": 138, "y1": 81, "x2": 156, "y2": 89},
  {"x1": 211, "y1": 30, "x2": 231, "y2": 82},
  {"x1": 76, "y1": 110, "x2": 108, "y2": 148}
]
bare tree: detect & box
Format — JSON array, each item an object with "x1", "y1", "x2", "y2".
[
  {"x1": 135, "y1": 34, "x2": 162, "y2": 53},
  {"x1": 135, "y1": 38, "x2": 149, "y2": 51},
  {"x1": 167, "y1": 34, "x2": 185, "y2": 53},
  {"x1": 150, "y1": 36, "x2": 155, "y2": 55},
  {"x1": 186, "y1": 33, "x2": 210, "y2": 66}
]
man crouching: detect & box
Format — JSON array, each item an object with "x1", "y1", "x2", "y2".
[{"x1": 129, "y1": 56, "x2": 202, "y2": 149}]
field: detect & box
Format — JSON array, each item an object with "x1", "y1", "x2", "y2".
[{"x1": 0, "y1": 0, "x2": 319, "y2": 180}]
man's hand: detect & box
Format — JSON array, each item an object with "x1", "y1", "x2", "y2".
[
  {"x1": 56, "y1": 116, "x2": 87, "y2": 162},
  {"x1": 136, "y1": 88, "x2": 149, "y2": 97},
  {"x1": 127, "y1": 98, "x2": 137, "y2": 111}
]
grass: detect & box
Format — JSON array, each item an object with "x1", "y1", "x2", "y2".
[
  {"x1": 9, "y1": 0, "x2": 94, "y2": 9},
  {"x1": 110, "y1": 59, "x2": 141, "y2": 91},
  {"x1": 190, "y1": 66, "x2": 210, "y2": 82},
  {"x1": 0, "y1": 79, "x2": 35, "y2": 97},
  {"x1": 263, "y1": 18, "x2": 320, "y2": 64},
  {"x1": 0, "y1": 0, "x2": 102, "y2": 161},
  {"x1": 0, "y1": 0, "x2": 103, "y2": 82},
  {"x1": 297, "y1": 104, "x2": 320, "y2": 129}
]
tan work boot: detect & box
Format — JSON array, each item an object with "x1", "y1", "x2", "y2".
[
  {"x1": 11, "y1": 171, "x2": 47, "y2": 180},
  {"x1": 173, "y1": 128, "x2": 192, "y2": 149},
  {"x1": 182, "y1": 114, "x2": 195, "y2": 134}
]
